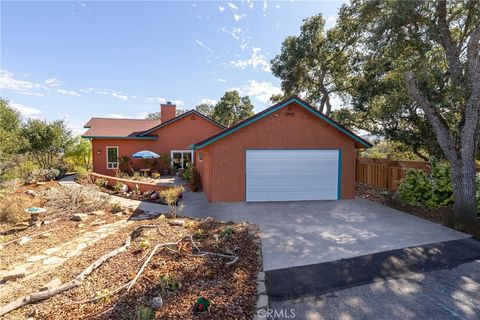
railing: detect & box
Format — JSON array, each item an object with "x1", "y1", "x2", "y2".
[{"x1": 356, "y1": 156, "x2": 430, "y2": 191}]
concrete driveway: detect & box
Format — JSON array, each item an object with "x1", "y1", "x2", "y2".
[{"x1": 180, "y1": 192, "x2": 470, "y2": 271}]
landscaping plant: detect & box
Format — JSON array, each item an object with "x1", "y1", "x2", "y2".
[{"x1": 159, "y1": 186, "x2": 183, "y2": 218}]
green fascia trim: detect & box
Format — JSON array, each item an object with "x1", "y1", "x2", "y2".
[
  {"x1": 81, "y1": 135, "x2": 157, "y2": 140},
  {"x1": 337, "y1": 149, "x2": 342, "y2": 200},
  {"x1": 195, "y1": 98, "x2": 372, "y2": 149}
]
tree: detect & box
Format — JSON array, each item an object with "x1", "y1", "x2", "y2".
[
  {"x1": 271, "y1": 14, "x2": 355, "y2": 115},
  {"x1": 21, "y1": 119, "x2": 73, "y2": 168},
  {"x1": 0, "y1": 98, "x2": 23, "y2": 162},
  {"x1": 335, "y1": 0, "x2": 480, "y2": 221},
  {"x1": 195, "y1": 103, "x2": 214, "y2": 118},
  {"x1": 146, "y1": 109, "x2": 187, "y2": 120},
  {"x1": 63, "y1": 136, "x2": 92, "y2": 170},
  {"x1": 212, "y1": 91, "x2": 254, "y2": 127}
]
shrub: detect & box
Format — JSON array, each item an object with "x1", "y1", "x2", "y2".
[
  {"x1": 159, "y1": 186, "x2": 183, "y2": 218},
  {"x1": 396, "y1": 169, "x2": 432, "y2": 207},
  {"x1": 156, "y1": 275, "x2": 181, "y2": 295},
  {"x1": 136, "y1": 306, "x2": 155, "y2": 320},
  {"x1": 0, "y1": 196, "x2": 32, "y2": 223},
  {"x1": 95, "y1": 178, "x2": 107, "y2": 187},
  {"x1": 110, "y1": 202, "x2": 123, "y2": 214},
  {"x1": 221, "y1": 226, "x2": 234, "y2": 239},
  {"x1": 75, "y1": 166, "x2": 89, "y2": 181},
  {"x1": 113, "y1": 181, "x2": 124, "y2": 192},
  {"x1": 41, "y1": 184, "x2": 110, "y2": 213},
  {"x1": 15, "y1": 160, "x2": 39, "y2": 183}
]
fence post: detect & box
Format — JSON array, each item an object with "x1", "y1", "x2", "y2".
[{"x1": 386, "y1": 154, "x2": 391, "y2": 190}]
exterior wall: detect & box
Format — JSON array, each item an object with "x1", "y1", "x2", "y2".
[
  {"x1": 91, "y1": 114, "x2": 223, "y2": 176},
  {"x1": 200, "y1": 102, "x2": 357, "y2": 202}
]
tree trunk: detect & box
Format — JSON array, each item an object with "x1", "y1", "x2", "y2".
[{"x1": 451, "y1": 158, "x2": 478, "y2": 221}]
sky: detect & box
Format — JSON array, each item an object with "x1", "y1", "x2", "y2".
[{"x1": 0, "y1": 0, "x2": 347, "y2": 134}]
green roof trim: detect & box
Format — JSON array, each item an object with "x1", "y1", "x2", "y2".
[
  {"x1": 81, "y1": 135, "x2": 157, "y2": 140},
  {"x1": 194, "y1": 97, "x2": 373, "y2": 149}
]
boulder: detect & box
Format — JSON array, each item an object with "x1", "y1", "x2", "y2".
[
  {"x1": 18, "y1": 237, "x2": 32, "y2": 245},
  {"x1": 77, "y1": 223, "x2": 85, "y2": 228},
  {"x1": 152, "y1": 296, "x2": 163, "y2": 309},
  {"x1": 25, "y1": 190, "x2": 37, "y2": 197},
  {"x1": 150, "y1": 192, "x2": 159, "y2": 200},
  {"x1": 72, "y1": 213, "x2": 88, "y2": 221},
  {"x1": 90, "y1": 210, "x2": 105, "y2": 216},
  {"x1": 1, "y1": 267, "x2": 26, "y2": 282},
  {"x1": 39, "y1": 232, "x2": 51, "y2": 238},
  {"x1": 121, "y1": 184, "x2": 129, "y2": 192}
]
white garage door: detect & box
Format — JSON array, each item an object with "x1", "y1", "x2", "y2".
[{"x1": 246, "y1": 149, "x2": 340, "y2": 202}]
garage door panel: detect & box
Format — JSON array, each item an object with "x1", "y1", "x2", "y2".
[{"x1": 246, "y1": 150, "x2": 339, "y2": 202}]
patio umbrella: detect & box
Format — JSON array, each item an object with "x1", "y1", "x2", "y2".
[
  {"x1": 131, "y1": 150, "x2": 161, "y2": 159},
  {"x1": 131, "y1": 150, "x2": 161, "y2": 174}
]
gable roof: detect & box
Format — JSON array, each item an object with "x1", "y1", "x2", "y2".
[
  {"x1": 82, "y1": 118, "x2": 161, "y2": 139},
  {"x1": 139, "y1": 110, "x2": 225, "y2": 136},
  {"x1": 82, "y1": 110, "x2": 224, "y2": 139},
  {"x1": 193, "y1": 96, "x2": 373, "y2": 149}
]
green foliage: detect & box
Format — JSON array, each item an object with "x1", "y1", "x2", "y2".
[
  {"x1": 221, "y1": 226, "x2": 234, "y2": 239},
  {"x1": 74, "y1": 166, "x2": 89, "y2": 181},
  {"x1": 113, "y1": 181, "x2": 124, "y2": 192},
  {"x1": 159, "y1": 186, "x2": 183, "y2": 218},
  {"x1": 63, "y1": 136, "x2": 91, "y2": 171},
  {"x1": 396, "y1": 161, "x2": 465, "y2": 210},
  {"x1": 195, "y1": 103, "x2": 214, "y2": 118},
  {"x1": 0, "y1": 98, "x2": 24, "y2": 162},
  {"x1": 20, "y1": 119, "x2": 73, "y2": 168},
  {"x1": 95, "y1": 178, "x2": 107, "y2": 187},
  {"x1": 136, "y1": 306, "x2": 155, "y2": 320},
  {"x1": 212, "y1": 90, "x2": 254, "y2": 127},
  {"x1": 94, "y1": 289, "x2": 111, "y2": 303},
  {"x1": 157, "y1": 275, "x2": 182, "y2": 295},
  {"x1": 110, "y1": 202, "x2": 123, "y2": 214},
  {"x1": 193, "y1": 228, "x2": 205, "y2": 239},
  {"x1": 139, "y1": 239, "x2": 151, "y2": 250},
  {"x1": 359, "y1": 141, "x2": 428, "y2": 161}
]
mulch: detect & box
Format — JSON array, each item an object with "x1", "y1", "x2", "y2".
[
  {"x1": 2, "y1": 217, "x2": 261, "y2": 320},
  {"x1": 356, "y1": 182, "x2": 480, "y2": 240}
]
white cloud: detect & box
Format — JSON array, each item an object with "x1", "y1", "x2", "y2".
[
  {"x1": 195, "y1": 39, "x2": 213, "y2": 52},
  {"x1": 229, "y1": 47, "x2": 271, "y2": 72},
  {"x1": 0, "y1": 70, "x2": 45, "y2": 96},
  {"x1": 57, "y1": 89, "x2": 81, "y2": 97},
  {"x1": 276, "y1": 4, "x2": 281, "y2": 9},
  {"x1": 237, "y1": 80, "x2": 282, "y2": 103},
  {"x1": 44, "y1": 78, "x2": 61, "y2": 87},
  {"x1": 263, "y1": 0, "x2": 268, "y2": 15},
  {"x1": 218, "y1": 6, "x2": 225, "y2": 12},
  {"x1": 217, "y1": 78, "x2": 227, "y2": 82},
  {"x1": 104, "y1": 113, "x2": 127, "y2": 119},
  {"x1": 246, "y1": 0, "x2": 254, "y2": 9},
  {"x1": 221, "y1": 26, "x2": 243, "y2": 40},
  {"x1": 234, "y1": 14, "x2": 246, "y2": 22},
  {"x1": 228, "y1": 3, "x2": 238, "y2": 10},
  {"x1": 199, "y1": 98, "x2": 217, "y2": 105},
  {"x1": 325, "y1": 15, "x2": 337, "y2": 29},
  {"x1": 10, "y1": 101, "x2": 42, "y2": 117},
  {"x1": 96, "y1": 90, "x2": 128, "y2": 100}
]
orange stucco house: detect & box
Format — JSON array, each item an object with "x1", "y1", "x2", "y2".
[{"x1": 83, "y1": 97, "x2": 372, "y2": 202}]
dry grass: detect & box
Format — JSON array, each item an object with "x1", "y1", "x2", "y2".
[
  {"x1": 40, "y1": 185, "x2": 110, "y2": 214},
  {"x1": 0, "y1": 196, "x2": 33, "y2": 223}
]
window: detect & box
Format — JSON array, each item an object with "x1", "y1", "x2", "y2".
[
  {"x1": 198, "y1": 151, "x2": 203, "y2": 162},
  {"x1": 106, "y1": 146, "x2": 118, "y2": 169}
]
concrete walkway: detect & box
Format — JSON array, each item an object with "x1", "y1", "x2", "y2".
[{"x1": 180, "y1": 191, "x2": 470, "y2": 271}]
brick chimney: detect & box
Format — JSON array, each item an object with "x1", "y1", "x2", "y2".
[{"x1": 160, "y1": 101, "x2": 176, "y2": 123}]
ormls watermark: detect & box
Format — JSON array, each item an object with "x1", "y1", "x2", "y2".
[{"x1": 257, "y1": 308, "x2": 296, "y2": 319}]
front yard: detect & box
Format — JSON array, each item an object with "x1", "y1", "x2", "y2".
[{"x1": 0, "y1": 182, "x2": 261, "y2": 319}]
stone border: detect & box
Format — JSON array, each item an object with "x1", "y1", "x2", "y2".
[{"x1": 89, "y1": 172, "x2": 169, "y2": 194}]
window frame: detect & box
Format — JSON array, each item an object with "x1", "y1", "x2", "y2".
[{"x1": 106, "y1": 146, "x2": 119, "y2": 169}]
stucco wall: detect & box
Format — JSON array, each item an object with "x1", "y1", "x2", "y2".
[
  {"x1": 199, "y1": 102, "x2": 357, "y2": 202},
  {"x1": 91, "y1": 114, "x2": 223, "y2": 176}
]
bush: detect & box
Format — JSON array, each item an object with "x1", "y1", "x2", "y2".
[
  {"x1": 113, "y1": 181, "x2": 124, "y2": 192},
  {"x1": 0, "y1": 196, "x2": 32, "y2": 223},
  {"x1": 15, "y1": 160, "x2": 39, "y2": 183},
  {"x1": 136, "y1": 306, "x2": 155, "y2": 320},
  {"x1": 396, "y1": 159, "x2": 477, "y2": 210},
  {"x1": 159, "y1": 186, "x2": 183, "y2": 218},
  {"x1": 95, "y1": 178, "x2": 107, "y2": 187},
  {"x1": 75, "y1": 166, "x2": 89, "y2": 181}
]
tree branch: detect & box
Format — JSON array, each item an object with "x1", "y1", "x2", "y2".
[{"x1": 404, "y1": 71, "x2": 458, "y2": 163}]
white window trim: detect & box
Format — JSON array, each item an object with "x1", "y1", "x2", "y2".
[
  {"x1": 170, "y1": 150, "x2": 194, "y2": 169},
  {"x1": 106, "y1": 146, "x2": 119, "y2": 169}
]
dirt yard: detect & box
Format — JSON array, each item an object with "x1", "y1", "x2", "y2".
[{"x1": 0, "y1": 182, "x2": 261, "y2": 319}]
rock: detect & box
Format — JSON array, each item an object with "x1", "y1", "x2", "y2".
[
  {"x1": 159, "y1": 214, "x2": 166, "y2": 220},
  {"x1": 205, "y1": 217, "x2": 214, "y2": 223},
  {"x1": 44, "y1": 247, "x2": 61, "y2": 255},
  {"x1": 121, "y1": 184, "x2": 129, "y2": 192},
  {"x1": 1, "y1": 267, "x2": 26, "y2": 282},
  {"x1": 18, "y1": 237, "x2": 32, "y2": 245},
  {"x1": 150, "y1": 192, "x2": 159, "y2": 200},
  {"x1": 25, "y1": 190, "x2": 37, "y2": 197},
  {"x1": 14, "y1": 222, "x2": 30, "y2": 228},
  {"x1": 27, "y1": 255, "x2": 47, "y2": 262},
  {"x1": 221, "y1": 246, "x2": 234, "y2": 255},
  {"x1": 213, "y1": 234, "x2": 220, "y2": 242},
  {"x1": 90, "y1": 210, "x2": 105, "y2": 216},
  {"x1": 43, "y1": 256, "x2": 64, "y2": 265},
  {"x1": 42, "y1": 220, "x2": 51, "y2": 225},
  {"x1": 40, "y1": 277, "x2": 62, "y2": 291},
  {"x1": 152, "y1": 296, "x2": 163, "y2": 309},
  {"x1": 168, "y1": 220, "x2": 185, "y2": 226},
  {"x1": 77, "y1": 223, "x2": 85, "y2": 228},
  {"x1": 90, "y1": 220, "x2": 106, "y2": 226},
  {"x1": 39, "y1": 232, "x2": 51, "y2": 238},
  {"x1": 72, "y1": 213, "x2": 88, "y2": 221}
]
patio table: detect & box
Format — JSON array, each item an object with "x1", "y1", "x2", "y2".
[{"x1": 139, "y1": 168, "x2": 151, "y2": 176}]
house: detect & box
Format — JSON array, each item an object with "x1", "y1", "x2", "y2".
[
  {"x1": 82, "y1": 102, "x2": 225, "y2": 176},
  {"x1": 83, "y1": 97, "x2": 372, "y2": 202},
  {"x1": 193, "y1": 97, "x2": 372, "y2": 202}
]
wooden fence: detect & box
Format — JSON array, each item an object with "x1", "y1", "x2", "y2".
[{"x1": 355, "y1": 156, "x2": 430, "y2": 191}]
